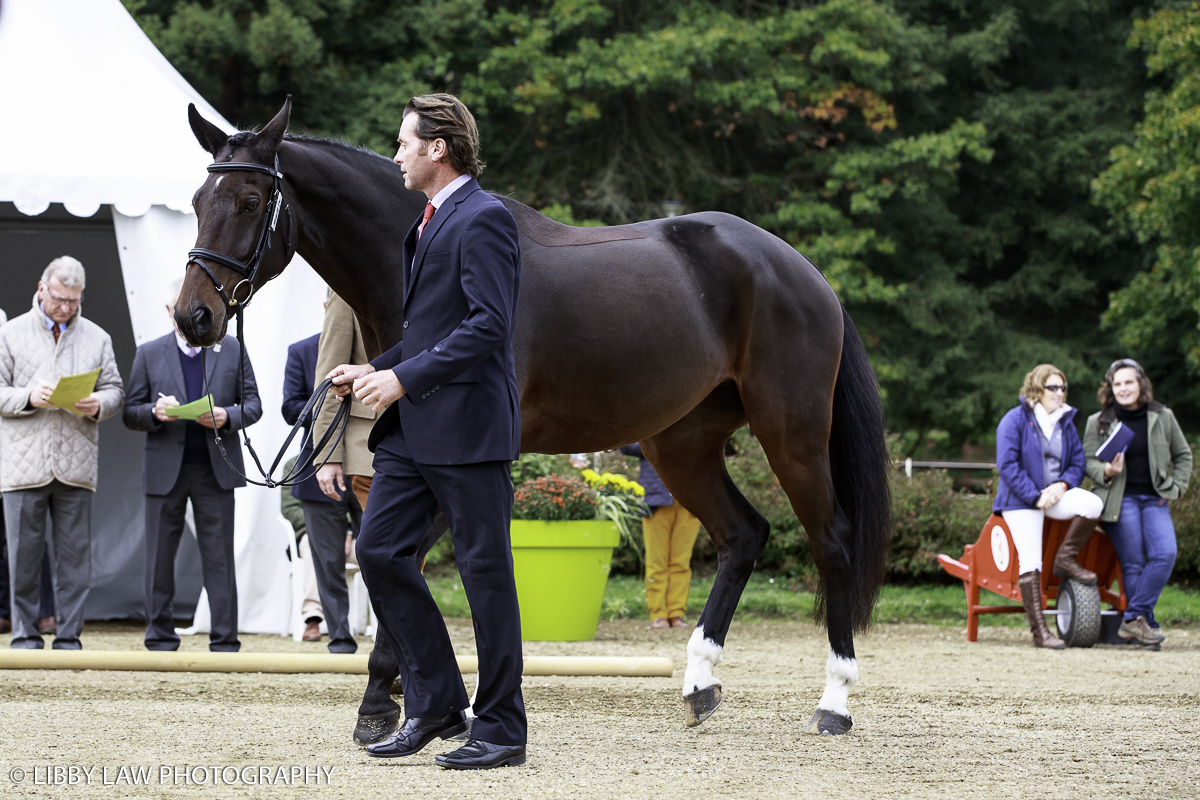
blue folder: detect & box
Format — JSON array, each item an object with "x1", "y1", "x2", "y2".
[{"x1": 1095, "y1": 421, "x2": 1135, "y2": 463}]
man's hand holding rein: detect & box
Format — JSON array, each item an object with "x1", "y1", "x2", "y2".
[{"x1": 328, "y1": 362, "x2": 407, "y2": 412}]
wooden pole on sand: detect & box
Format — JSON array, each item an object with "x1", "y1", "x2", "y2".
[{"x1": 0, "y1": 650, "x2": 674, "y2": 677}]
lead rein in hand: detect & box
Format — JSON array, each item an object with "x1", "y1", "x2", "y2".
[{"x1": 199, "y1": 314, "x2": 351, "y2": 489}]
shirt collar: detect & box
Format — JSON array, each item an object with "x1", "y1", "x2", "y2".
[
  {"x1": 175, "y1": 331, "x2": 200, "y2": 357},
  {"x1": 430, "y1": 174, "x2": 472, "y2": 210},
  {"x1": 39, "y1": 302, "x2": 68, "y2": 334}
]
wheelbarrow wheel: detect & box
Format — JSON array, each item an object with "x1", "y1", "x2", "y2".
[{"x1": 1055, "y1": 578, "x2": 1101, "y2": 648}]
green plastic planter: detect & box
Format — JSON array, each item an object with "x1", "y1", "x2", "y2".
[{"x1": 509, "y1": 519, "x2": 620, "y2": 641}]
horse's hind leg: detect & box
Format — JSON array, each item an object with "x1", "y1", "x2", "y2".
[
  {"x1": 746, "y1": 398, "x2": 860, "y2": 735},
  {"x1": 640, "y1": 383, "x2": 768, "y2": 728}
]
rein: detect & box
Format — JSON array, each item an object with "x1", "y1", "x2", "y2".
[{"x1": 188, "y1": 155, "x2": 350, "y2": 489}]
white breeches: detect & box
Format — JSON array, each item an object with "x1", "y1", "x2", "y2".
[{"x1": 1002, "y1": 488, "x2": 1103, "y2": 574}]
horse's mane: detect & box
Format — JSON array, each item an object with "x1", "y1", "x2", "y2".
[
  {"x1": 282, "y1": 133, "x2": 393, "y2": 162},
  {"x1": 492, "y1": 195, "x2": 646, "y2": 247},
  {"x1": 268, "y1": 134, "x2": 647, "y2": 246}
]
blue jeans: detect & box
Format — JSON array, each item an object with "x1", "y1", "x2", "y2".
[{"x1": 1107, "y1": 494, "x2": 1177, "y2": 627}]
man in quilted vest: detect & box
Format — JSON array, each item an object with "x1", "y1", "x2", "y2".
[{"x1": 0, "y1": 257, "x2": 125, "y2": 649}]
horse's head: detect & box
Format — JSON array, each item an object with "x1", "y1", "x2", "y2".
[{"x1": 178, "y1": 98, "x2": 295, "y2": 347}]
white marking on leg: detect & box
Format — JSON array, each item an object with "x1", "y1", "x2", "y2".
[
  {"x1": 682, "y1": 624, "x2": 723, "y2": 696},
  {"x1": 816, "y1": 649, "x2": 858, "y2": 717}
]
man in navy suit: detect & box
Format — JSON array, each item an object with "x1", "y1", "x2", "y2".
[
  {"x1": 328, "y1": 94, "x2": 525, "y2": 770},
  {"x1": 124, "y1": 281, "x2": 262, "y2": 651},
  {"x1": 282, "y1": 328, "x2": 357, "y2": 653}
]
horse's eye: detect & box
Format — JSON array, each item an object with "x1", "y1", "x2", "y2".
[{"x1": 244, "y1": 199, "x2": 259, "y2": 213}]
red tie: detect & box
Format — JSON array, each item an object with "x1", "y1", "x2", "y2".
[
  {"x1": 52, "y1": 326, "x2": 60, "y2": 344},
  {"x1": 417, "y1": 202, "x2": 435, "y2": 240}
]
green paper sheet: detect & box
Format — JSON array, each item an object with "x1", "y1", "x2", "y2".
[
  {"x1": 163, "y1": 394, "x2": 216, "y2": 421},
  {"x1": 47, "y1": 368, "x2": 100, "y2": 416}
]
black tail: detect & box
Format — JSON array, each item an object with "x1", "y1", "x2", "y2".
[{"x1": 827, "y1": 306, "x2": 892, "y2": 634}]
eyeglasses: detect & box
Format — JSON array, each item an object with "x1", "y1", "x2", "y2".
[
  {"x1": 45, "y1": 290, "x2": 82, "y2": 308},
  {"x1": 1044, "y1": 384, "x2": 1067, "y2": 393}
]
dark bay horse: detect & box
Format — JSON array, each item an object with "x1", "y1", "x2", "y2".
[{"x1": 178, "y1": 99, "x2": 891, "y2": 740}]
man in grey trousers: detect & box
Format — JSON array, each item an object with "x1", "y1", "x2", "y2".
[
  {"x1": 123, "y1": 282, "x2": 261, "y2": 651},
  {"x1": 0, "y1": 257, "x2": 125, "y2": 649}
]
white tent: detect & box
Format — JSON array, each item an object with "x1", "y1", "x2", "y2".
[{"x1": 0, "y1": 0, "x2": 326, "y2": 635}]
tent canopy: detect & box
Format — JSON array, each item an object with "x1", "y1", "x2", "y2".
[
  {"x1": 0, "y1": 0, "x2": 327, "y2": 634},
  {"x1": 0, "y1": 0, "x2": 231, "y2": 218}
]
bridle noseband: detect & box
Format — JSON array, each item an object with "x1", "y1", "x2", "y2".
[
  {"x1": 184, "y1": 154, "x2": 348, "y2": 490},
  {"x1": 187, "y1": 155, "x2": 294, "y2": 312}
]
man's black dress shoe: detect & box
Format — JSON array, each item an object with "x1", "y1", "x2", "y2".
[
  {"x1": 434, "y1": 739, "x2": 526, "y2": 770},
  {"x1": 365, "y1": 712, "x2": 470, "y2": 758}
]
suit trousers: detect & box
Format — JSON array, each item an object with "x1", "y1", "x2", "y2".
[
  {"x1": 0, "y1": 534, "x2": 56, "y2": 621},
  {"x1": 356, "y1": 427, "x2": 526, "y2": 747},
  {"x1": 301, "y1": 497, "x2": 356, "y2": 653},
  {"x1": 3, "y1": 481, "x2": 92, "y2": 648},
  {"x1": 144, "y1": 463, "x2": 239, "y2": 651}
]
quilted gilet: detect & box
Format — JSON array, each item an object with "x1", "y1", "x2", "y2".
[{"x1": 0, "y1": 295, "x2": 125, "y2": 492}]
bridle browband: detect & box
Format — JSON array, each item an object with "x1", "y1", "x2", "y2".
[
  {"x1": 186, "y1": 154, "x2": 349, "y2": 490},
  {"x1": 187, "y1": 155, "x2": 294, "y2": 310}
]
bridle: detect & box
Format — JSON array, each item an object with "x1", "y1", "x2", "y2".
[
  {"x1": 185, "y1": 154, "x2": 349, "y2": 489},
  {"x1": 187, "y1": 155, "x2": 293, "y2": 311}
]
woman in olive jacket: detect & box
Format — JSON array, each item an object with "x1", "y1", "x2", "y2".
[{"x1": 1084, "y1": 359, "x2": 1192, "y2": 647}]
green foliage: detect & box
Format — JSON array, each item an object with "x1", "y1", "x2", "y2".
[
  {"x1": 1093, "y1": 4, "x2": 1200, "y2": 417},
  {"x1": 510, "y1": 452, "x2": 575, "y2": 486},
  {"x1": 888, "y1": 468, "x2": 993, "y2": 581},
  {"x1": 1160, "y1": 453, "x2": 1200, "y2": 579}
]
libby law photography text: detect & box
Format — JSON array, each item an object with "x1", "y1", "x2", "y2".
[{"x1": 7, "y1": 764, "x2": 336, "y2": 787}]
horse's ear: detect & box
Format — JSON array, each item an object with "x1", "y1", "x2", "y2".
[
  {"x1": 188, "y1": 103, "x2": 228, "y2": 157},
  {"x1": 257, "y1": 96, "x2": 292, "y2": 154}
]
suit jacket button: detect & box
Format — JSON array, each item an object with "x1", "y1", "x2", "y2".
[{"x1": 403, "y1": 321, "x2": 409, "y2": 329}]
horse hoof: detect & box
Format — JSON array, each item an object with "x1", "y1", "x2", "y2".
[
  {"x1": 683, "y1": 684, "x2": 723, "y2": 728},
  {"x1": 353, "y1": 710, "x2": 400, "y2": 747},
  {"x1": 804, "y1": 709, "x2": 853, "y2": 736}
]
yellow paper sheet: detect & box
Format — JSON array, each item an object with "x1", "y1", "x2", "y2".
[
  {"x1": 163, "y1": 394, "x2": 216, "y2": 421},
  {"x1": 47, "y1": 368, "x2": 100, "y2": 416}
]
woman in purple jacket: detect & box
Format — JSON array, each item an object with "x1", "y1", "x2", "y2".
[{"x1": 994, "y1": 364, "x2": 1103, "y2": 648}]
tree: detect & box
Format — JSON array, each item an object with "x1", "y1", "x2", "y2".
[{"x1": 1094, "y1": 2, "x2": 1200, "y2": 420}]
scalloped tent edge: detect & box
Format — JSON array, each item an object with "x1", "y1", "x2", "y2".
[{"x1": 0, "y1": 0, "x2": 328, "y2": 637}]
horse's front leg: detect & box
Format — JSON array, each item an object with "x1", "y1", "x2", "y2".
[{"x1": 353, "y1": 628, "x2": 401, "y2": 746}]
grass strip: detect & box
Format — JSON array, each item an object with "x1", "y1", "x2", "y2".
[{"x1": 423, "y1": 570, "x2": 1200, "y2": 627}]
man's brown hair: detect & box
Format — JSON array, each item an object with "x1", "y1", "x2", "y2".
[{"x1": 403, "y1": 94, "x2": 485, "y2": 179}]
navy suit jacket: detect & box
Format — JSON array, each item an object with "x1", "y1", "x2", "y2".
[
  {"x1": 123, "y1": 333, "x2": 262, "y2": 495},
  {"x1": 282, "y1": 333, "x2": 331, "y2": 503},
  {"x1": 367, "y1": 178, "x2": 522, "y2": 465}
]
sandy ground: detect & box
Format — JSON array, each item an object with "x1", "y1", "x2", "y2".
[{"x1": 1, "y1": 619, "x2": 1198, "y2": 799}]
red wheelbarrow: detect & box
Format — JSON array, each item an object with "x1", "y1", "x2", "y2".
[{"x1": 937, "y1": 515, "x2": 1128, "y2": 647}]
